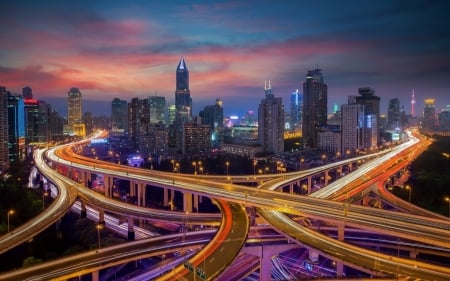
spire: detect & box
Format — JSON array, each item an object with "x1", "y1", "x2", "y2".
[
  {"x1": 411, "y1": 89, "x2": 416, "y2": 117},
  {"x1": 264, "y1": 80, "x2": 272, "y2": 90},
  {"x1": 269, "y1": 80, "x2": 271, "y2": 90},
  {"x1": 177, "y1": 57, "x2": 187, "y2": 71}
]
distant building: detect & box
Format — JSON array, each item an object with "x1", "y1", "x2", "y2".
[
  {"x1": 67, "y1": 87, "x2": 84, "y2": 136},
  {"x1": 22, "y1": 86, "x2": 33, "y2": 99},
  {"x1": 318, "y1": 128, "x2": 341, "y2": 153},
  {"x1": 183, "y1": 119, "x2": 212, "y2": 154},
  {"x1": 290, "y1": 89, "x2": 303, "y2": 130},
  {"x1": 422, "y1": 99, "x2": 436, "y2": 130},
  {"x1": 139, "y1": 122, "x2": 168, "y2": 157},
  {"x1": 199, "y1": 98, "x2": 224, "y2": 147},
  {"x1": 24, "y1": 98, "x2": 50, "y2": 144},
  {"x1": 302, "y1": 68, "x2": 327, "y2": 149},
  {"x1": 438, "y1": 106, "x2": 450, "y2": 131},
  {"x1": 148, "y1": 96, "x2": 166, "y2": 124},
  {"x1": 258, "y1": 80, "x2": 284, "y2": 154},
  {"x1": 341, "y1": 100, "x2": 365, "y2": 155},
  {"x1": 387, "y1": 98, "x2": 401, "y2": 130},
  {"x1": 111, "y1": 98, "x2": 128, "y2": 133},
  {"x1": 355, "y1": 87, "x2": 380, "y2": 146},
  {"x1": 7, "y1": 93, "x2": 25, "y2": 163},
  {"x1": 0, "y1": 86, "x2": 9, "y2": 172},
  {"x1": 128, "y1": 97, "x2": 150, "y2": 150}
]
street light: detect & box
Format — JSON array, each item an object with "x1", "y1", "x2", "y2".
[
  {"x1": 445, "y1": 197, "x2": 450, "y2": 217},
  {"x1": 42, "y1": 191, "x2": 48, "y2": 210},
  {"x1": 404, "y1": 185, "x2": 412, "y2": 203},
  {"x1": 226, "y1": 161, "x2": 230, "y2": 179},
  {"x1": 192, "y1": 161, "x2": 197, "y2": 175},
  {"x1": 96, "y1": 224, "x2": 103, "y2": 249},
  {"x1": 253, "y1": 160, "x2": 257, "y2": 177},
  {"x1": 7, "y1": 209, "x2": 14, "y2": 233},
  {"x1": 148, "y1": 157, "x2": 153, "y2": 170}
]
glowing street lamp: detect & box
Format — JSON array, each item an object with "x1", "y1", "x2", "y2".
[
  {"x1": 42, "y1": 191, "x2": 48, "y2": 210},
  {"x1": 404, "y1": 185, "x2": 412, "y2": 203},
  {"x1": 226, "y1": 161, "x2": 230, "y2": 179},
  {"x1": 445, "y1": 197, "x2": 450, "y2": 217},
  {"x1": 96, "y1": 224, "x2": 103, "y2": 249},
  {"x1": 7, "y1": 209, "x2": 14, "y2": 233},
  {"x1": 192, "y1": 161, "x2": 197, "y2": 175},
  {"x1": 253, "y1": 160, "x2": 257, "y2": 177}
]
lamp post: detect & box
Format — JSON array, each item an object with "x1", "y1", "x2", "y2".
[
  {"x1": 445, "y1": 197, "x2": 450, "y2": 217},
  {"x1": 96, "y1": 224, "x2": 103, "y2": 249},
  {"x1": 226, "y1": 161, "x2": 230, "y2": 179},
  {"x1": 404, "y1": 185, "x2": 412, "y2": 203},
  {"x1": 148, "y1": 157, "x2": 153, "y2": 170},
  {"x1": 253, "y1": 160, "x2": 257, "y2": 177},
  {"x1": 7, "y1": 209, "x2": 14, "y2": 233},
  {"x1": 192, "y1": 161, "x2": 197, "y2": 175},
  {"x1": 42, "y1": 191, "x2": 48, "y2": 210}
]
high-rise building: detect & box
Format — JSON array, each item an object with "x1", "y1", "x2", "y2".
[
  {"x1": 290, "y1": 89, "x2": 303, "y2": 130},
  {"x1": 302, "y1": 68, "x2": 327, "y2": 148},
  {"x1": 128, "y1": 97, "x2": 150, "y2": 149},
  {"x1": 175, "y1": 57, "x2": 192, "y2": 123},
  {"x1": 167, "y1": 104, "x2": 176, "y2": 125},
  {"x1": 24, "y1": 98, "x2": 50, "y2": 144},
  {"x1": 387, "y1": 98, "x2": 401, "y2": 130},
  {"x1": 8, "y1": 93, "x2": 25, "y2": 163},
  {"x1": 422, "y1": 99, "x2": 436, "y2": 130},
  {"x1": 355, "y1": 87, "x2": 380, "y2": 146},
  {"x1": 199, "y1": 98, "x2": 224, "y2": 147},
  {"x1": 148, "y1": 96, "x2": 166, "y2": 124},
  {"x1": 411, "y1": 89, "x2": 416, "y2": 117},
  {"x1": 183, "y1": 119, "x2": 212, "y2": 154},
  {"x1": 258, "y1": 80, "x2": 284, "y2": 154},
  {"x1": 22, "y1": 86, "x2": 33, "y2": 99},
  {"x1": 341, "y1": 100, "x2": 365, "y2": 155},
  {"x1": 67, "y1": 87, "x2": 84, "y2": 136},
  {"x1": 111, "y1": 98, "x2": 128, "y2": 133},
  {"x1": 0, "y1": 87, "x2": 9, "y2": 172}
]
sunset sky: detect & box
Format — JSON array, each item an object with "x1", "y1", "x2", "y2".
[{"x1": 1, "y1": 0, "x2": 449, "y2": 117}]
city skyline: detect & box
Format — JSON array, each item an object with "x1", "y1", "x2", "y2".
[{"x1": 1, "y1": 1, "x2": 449, "y2": 117}]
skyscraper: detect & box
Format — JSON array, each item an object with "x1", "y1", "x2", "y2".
[
  {"x1": 199, "y1": 98, "x2": 224, "y2": 147},
  {"x1": 341, "y1": 100, "x2": 365, "y2": 155},
  {"x1": 111, "y1": 98, "x2": 128, "y2": 133},
  {"x1": 67, "y1": 88, "x2": 84, "y2": 136},
  {"x1": 258, "y1": 80, "x2": 284, "y2": 154},
  {"x1": 302, "y1": 68, "x2": 327, "y2": 148},
  {"x1": 290, "y1": 89, "x2": 303, "y2": 130},
  {"x1": 355, "y1": 87, "x2": 380, "y2": 147},
  {"x1": 387, "y1": 98, "x2": 401, "y2": 130},
  {"x1": 22, "y1": 86, "x2": 33, "y2": 99},
  {"x1": 175, "y1": 57, "x2": 192, "y2": 123},
  {"x1": 422, "y1": 99, "x2": 436, "y2": 130},
  {"x1": 148, "y1": 96, "x2": 166, "y2": 124},
  {"x1": 0, "y1": 87, "x2": 9, "y2": 172},
  {"x1": 8, "y1": 93, "x2": 25, "y2": 163}
]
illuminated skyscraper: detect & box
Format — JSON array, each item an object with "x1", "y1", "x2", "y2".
[
  {"x1": 290, "y1": 89, "x2": 303, "y2": 130},
  {"x1": 67, "y1": 87, "x2": 84, "y2": 136},
  {"x1": 199, "y1": 98, "x2": 224, "y2": 147},
  {"x1": 258, "y1": 80, "x2": 284, "y2": 154},
  {"x1": 0, "y1": 86, "x2": 9, "y2": 172},
  {"x1": 422, "y1": 99, "x2": 436, "y2": 130},
  {"x1": 302, "y1": 68, "x2": 327, "y2": 148},
  {"x1": 111, "y1": 98, "x2": 128, "y2": 133},
  {"x1": 341, "y1": 100, "x2": 364, "y2": 155},
  {"x1": 148, "y1": 96, "x2": 166, "y2": 124},
  {"x1": 411, "y1": 89, "x2": 416, "y2": 117},
  {"x1": 8, "y1": 93, "x2": 25, "y2": 163},
  {"x1": 355, "y1": 87, "x2": 380, "y2": 147},
  {"x1": 175, "y1": 57, "x2": 192, "y2": 123}
]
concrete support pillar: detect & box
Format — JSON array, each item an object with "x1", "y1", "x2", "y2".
[
  {"x1": 92, "y1": 270, "x2": 99, "y2": 281},
  {"x1": 193, "y1": 195, "x2": 199, "y2": 212},
  {"x1": 410, "y1": 251, "x2": 417, "y2": 259},
  {"x1": 183, "y1": 192, "x2": 193, "y2": 213},
  {"x1": 80, "y1": 200, "x2": 87, "y2": 218},
  {"x1": 104, "y1": 176, "x2": 111, "y2": 198},
  {"x1": 307, "y1": 176, "x2": 312, "y2": 193},
  {"x1": 163, "y1": 187, "x2": 169, "y2": 207},
  {"x1": 87, "y1": 172, "x2": 92, "y2": 187},
  {"x1": 136, "y1": 183, "x2": 143, "y2": 207},
  {"x1": 324, "y1": 170, "x2": 329, "y2": 185},
  {"x1": 141, "y1": 184, "x2": 146, "y2": 207},
  {"x1": 336, "y1": 261, "x2": 344, "y2": 277},
  {"x1": 170, "y1": 189, "x2": 175, "y2": 202},
  {"x1": 79, "y1": 170, "x2": 84, "y2": 184},
  {"x1": 289, "y1": 183, "x2": 294, "y2": 194},
  {"x1": 127, "y1": 217, "x2": 135, "y2": 241},
  {"x1": 98, "y1": 210, "x2": 105, "y2": 225},
  {"x1": 130, "y1": 181, "x2": 135, "y2": 198},
  {"x1": 260, "y1": 247, "x2": 272, "y2": 281},
  {"x1": 348, "y1": 163, "x2": 352, "y2": 172}
]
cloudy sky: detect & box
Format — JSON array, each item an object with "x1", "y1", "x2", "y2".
[{"x1": 1, "y1": 0, "x2": 449, "y2": 117}]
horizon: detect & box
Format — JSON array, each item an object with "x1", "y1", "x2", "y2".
[{"x1": 1, "y1": 1, "x2": 449, "y2": 117}]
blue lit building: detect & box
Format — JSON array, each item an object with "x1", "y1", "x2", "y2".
[{"x1": 8, "y1": 93, "x2": 25, "y2": 163}]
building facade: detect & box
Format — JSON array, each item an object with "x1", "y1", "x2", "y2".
[
  {"x1": 302, "y1": 69, "x2": 327, "y2": 149},
  {"x1": 341, "y1": 101, "x2": 365, "y2": 155},
  {"x1": 67, "y1": 87, "x2": 84, "y2": 136},
  {"x1": 0, "y1": 87, "x2": 9, "y2": 172},
  {"x1": 111, "y1": 98, "x2": 128, "y2": 133},
  {"x1": 258, "y1": 80, "x2": 284, "y2": 154},
  {"x1": 290, "y1": 89, "x2": 303, "y2": 131}
]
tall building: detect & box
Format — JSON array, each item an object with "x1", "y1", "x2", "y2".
[
  {"x1": 24, "y1": 98, "x2": 50, "y2": 144},
  {"x1": 199, "y1": 98, "x2": 224, "y2": 147},
  {"x1": 387, "y1": 98, "x2": 401, "y2": 130},
  {"x1": 183, "y1": 119, "x2": 212, "y2": 154},
  {"x1": 302, "y1": 68, "x2": 327, "y2": 148},
  {"x1": 128, "y1": 97, "x2": 150, "y2": 149},
  {"x1": 175, "y1": 57, "x2": 192, "y2": 123},
  {"x1": 258, "y1": 80, "x2": 284, "y2": 154},
  {"x1": 355, "y1": 87, "x2": 380, "y2": 146},
  {"x1": 0, "y1": 87, "x2": 9, "y2": 172},
  {"x1": 111, "y1": 98, "x2": 128, "y2": 133},
  {"x1": 67, "y1": 87, "x2": 84, "y2": 136},
  {"x1": 148, "y1": 96, "x2": 166, "y2": 124},
  {"x1": 8, "y1": 93, "x2": 25, "y2": 163},
  {"x1": 411, "y1": 89, "x2": 416, "y2": 117},
  {"x1": 422, "y1": 99, "x2": 436, "y2": 130},
  {"x1": 22, "y1": 86, "x2": 33, "y2": 99},
  {"x1": 290, "y1": 89, "x2": 303, "y2": 130},
  {"x1": 341, "y1": 100, "x2": 365, "y2": 155}
]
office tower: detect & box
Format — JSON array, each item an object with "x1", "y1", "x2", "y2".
[
  {"x1": 67, "y1": 88, "x2": 85, "y2": 136},
  {"x1": 290, "y1": 89, "x2": 303, "y2": 130},
  {"x1": 22, "y1": 86, "x2": 33, "y2": 99},
  {"x1": 111, "y1": 98, "x2": 128, "y2": 133},
  {"x1": 422, "y1": 99, "x2": 436, "y2": 130},
  {"x1": 355, "y1": 87, "x2": 380, "y2": 147},
  {"x1": 24, "y1": 98, "x2": 50, "y2": 144},
  {"x1": 148, "y1": 96, "x2": 166, "y2": 124},
  {"x1": 175, "y1": 57, "x2": 192, "y2": 123},
  {"x1": 48, "y1": 109, "x2": 65, "y2": 140},
  {"x1": 183, "y1": 119, "x2": 212, "y2": 154},
  {"x1": 341, "y1": 99, "x2": 365, "y2": 155},
  {"x1": 128, "y1": 97, "x2": 150, "y2": 149},
  {"x1": 199, "y1": 98, "x2": 224, "y2": 147},
  {"x1": 438, "y1": 105, "x2": 450, "y2": 131},
  {"x1": 411, "y1": 89, "x2": 416, "y2": 117},
  {"x1": 387, "y1": 98, "x2": 401, "y2": 130},
  {"x1": 8, "y1": 93, "x2": 25, "y2": 163},
  {"x1": 0, "y1": 87, "x2": 9, "y2": 172},
  {"x1": 139, "y1": 122, "x2": 168, "y2": 157},
  {"x1": 167, "y1": 104, "x2": 176, "y2": 125},
  {"x1": 258, "y1": 80, "x2": 284, "y2": 154},
  {"x1": 302, "y1": 68, "x2": 327, "y2": 148}
]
